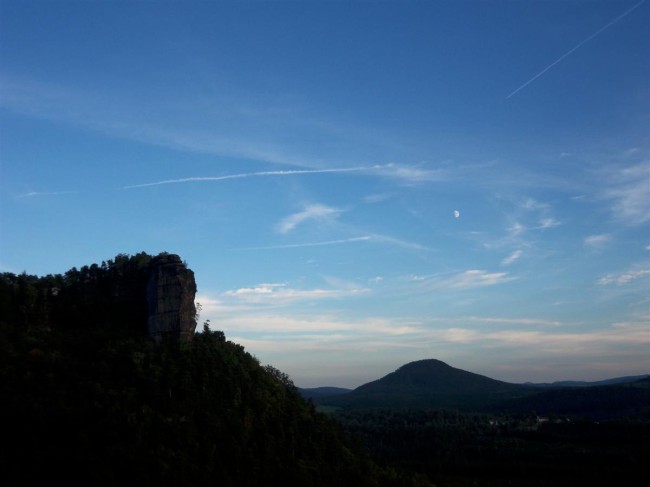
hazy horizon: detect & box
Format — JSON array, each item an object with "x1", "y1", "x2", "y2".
[
  {"x1": 291, "y1": 358, "x2": 650, "y2": 389},
  {"x1": 1, "y1": 1, "x2": 648, "y2": 389}
]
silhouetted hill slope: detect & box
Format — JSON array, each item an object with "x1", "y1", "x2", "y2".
[
  {"x1": 318, "y1": 359, "x2": 533, "y2": 409},
  {"x1": 315, "y1": 360, "x2": 650, "y2": 418},
  {"x1": 0, "y1": 253, "x2": 430, "y2": 487}
]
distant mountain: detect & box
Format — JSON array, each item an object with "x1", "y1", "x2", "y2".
[
  {"x1": 316, "y1": 359, "x2": 533, "y2": 410},
  {"x1": 314, "y1": 359, "x2": 650, "y2": 419},
  {"x1": 523, "y1": 374, "x2": 650, "y2": 388},
  {"x1": 299, "y1": 387, "x2": 352, "y2": 400}
]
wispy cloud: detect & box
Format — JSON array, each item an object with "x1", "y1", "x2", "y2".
[
  {"x1": 434, "y1": 269, "x2": 516, "y2": 290},
  {"x1": 442, "y1": 328, "x2": 479, "y2": 343},
  {"x1": 1, "y1": 76, "x2": 452, "y2": 184},
  {"x1": 597, "y1": 268, "x2": 650, "y2": 286},
  {"x1": 363, "y1": 192, "x2": 395, "y2": 204},
  {"x1": 218, "y1": 314, "x2": 643, "y2": 351},
  {"x1": 405, "y1": 274, "x2": 427, "y2": 282},
  {"x1": 277, "y1": 204, "x2": 343, "y2": 234},
  {"x1": 0, "y1": 76, "x2": 341, "y2": 169},
  {"x1": 223, "y1": 282, "x2": 369, "y2": 305},
  {"x1": 194, "y1": 288, "x2": 647, "y2": 386},
  {"x1": 402, "y1": 322, "x2": 648, "y2": 358},
  {"x1": 17, "y1": 190, "x2": 79, "y2": 198},
  {"x1": 538, "y1": 218, "x2": 561, "y2": 229},
  {"x1": 204, "y1": 308, "x2": 647, "y2": 386},
  {"x1": 523, "y1": 198, "x2": 549, "y2": 211},
  {"x1": 365, "y1": 232, "x2": 436, "y2": 252},
  {"x1": 584, "y1": 234, "x2": 610, "y2": 249},
  {"x1": 238, "y1": 236, "x2": 372, "y2": 251},
  {"x1": 371, "y1": 163, "x2": 447, "y2": 184},
  {"x1": 120, "y1": 162, "x2": 447, "y2": 190},
  {"x1": 482, "y1": 323, "x2": 648, "y2": 351},
  {"x1": 602, "y1": 162, "x2": 650, "y2": 225},
  {"x1": 237, "y1": 232, "x2": 432, "y2": 253},
  {"x1": 501, "y1": 250, "x2": 523, "y2": 266},
  {"x1": 507, "y1": 223, "x2": 525, "y2": 237},
  {"x1": 224, "y1": 315, "x2": 422, "y2": 339},
  {"x1": 506, "y1": 0, "x2": 646, "y2": 99},
  {"x1": 462, "y1": 316, "x2": 563, "y2": 327}
]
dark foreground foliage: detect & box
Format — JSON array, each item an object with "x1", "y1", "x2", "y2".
[
  {"x1": 0, "y1": 324, "x2": 430, "y2": 487},
  {"x1": 0, "y1": 256, "x2": 430, "y2": 487},
  {"x1": 333, "y1": 408, "x2": 650, "y2": 487},
  {"x1": 4, "y1": 254, "x2": 648, "y2": 487}
]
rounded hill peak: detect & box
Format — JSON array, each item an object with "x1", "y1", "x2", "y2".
[
  {"x1": 398, "y1": 359, "x2": 452, "y2": 372},
  {"x1": 318, "y1": 359, "x2": 532, "y2": 409}
]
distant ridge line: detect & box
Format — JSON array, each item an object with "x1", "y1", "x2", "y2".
[{"x1": 309, "y1": 359, "x2": 650, "y2": 414}]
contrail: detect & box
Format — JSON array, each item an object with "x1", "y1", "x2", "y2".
[
  {"x1": 122, "y1": 166, "x2": 371, "y2": 189},
  {"x1": 235, "y1": 236, "x2": 373, "y2": 251},
  {"x1": 506, "y1": 0, "x2": 645, "y2": 99},
  {"x1": 17, "y1": 190, "x2": 79, "y2": 198}
]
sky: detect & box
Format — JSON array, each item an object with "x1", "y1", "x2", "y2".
[{"x1": 1, "y1": 0, "x2": 648, "y2": 388}]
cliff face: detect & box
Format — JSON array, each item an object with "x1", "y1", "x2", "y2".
[{"x1": 146, "y1": 253, "x2": 197, "y2": 343}]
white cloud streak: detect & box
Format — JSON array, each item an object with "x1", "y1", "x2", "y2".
[
  {"x1": 538, "y1": 218, "x2": 561, "y2": 229},
  {"x1": 222, "y1": 282, "x2": 369, "y2": 305},
  {"x1": 371, "y1": 163, "x2": 447, "y2": 183},
  {"x1": 195, "y1": 289, "x2": 647, "y2": 385},
  {"x1": 462, "y1": 316, "x2": 563, "y2": 327},
  {"x1": 584, "y1": 234, "x2": 610, "y2": 249},
  {"x1": 17, "y1": 190, "x2": 79, "y2": 198},
  {"x1": 501, "y1": 250, "x2": 522, "y2": 266},
  {"x1": 122, "y1": 167, "x2": 369, "y2": 189},
  {"x1": 203, "y1": 304, "x2": 646, "y2": 348},
  {"x1": 598, "y1": 268, "x2": 650, "y2": 286},
  {"x1": 523, "y1": 198, "x2": 549, "y2": 211},
  {"x1": 237, "y1": 232, "x2": 432, "y2": 253},
  {"x1": 506, "y1": 0, "x2": 646, "y2": 99},
  {"x1": 603, "y1": 163, "x2": 650, "y2": 225},
  {"x1": 201, "y1": 309, "x2": 646, "y2": 363},
  {"x1": 365, "y1": 233, "x2": 436, "y2": 252},
  {"x1": 508, "y1": 223, "x2": 525, "y2": 237},
  {"x1": 238, "y1": 236, "x2": 372, "y2": 251},
  {"x1": 434, "y1": 269, "x2": 516, "y2": 290},
  {"x1": 2, "y1": 76, "x2": 449, "y2": 191},
  {"x1": 277, "y1": 204, "x2": 343, "y2": 234},
  {"x1": 121, "y1": 162, "x2": 448, "y2": 190}
]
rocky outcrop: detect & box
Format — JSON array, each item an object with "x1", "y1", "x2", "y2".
[{"x1": 146, "y1": 253, "x2": 197, "y2": 343}]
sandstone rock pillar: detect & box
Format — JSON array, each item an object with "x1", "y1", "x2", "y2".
[{"x1": 146, "y1": 253, "x2": 197, "y2": 343}]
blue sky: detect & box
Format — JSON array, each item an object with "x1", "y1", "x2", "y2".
[{"x1": 1, "y1": 0, "x2": 648, "y2": 387}]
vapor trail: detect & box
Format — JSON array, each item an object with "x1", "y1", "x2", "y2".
[
  {"x1": 506, "y1": 0, "x2": 645, "y2": 99},
  {"x1": 17, "y1": 190, "x2": 79, "y2": 198},
  {"x1": 122, "y1": 167, "x2": 370, "y2": 189},
  {"x1": 236, "y1": 236, "x2": 373, "y2": 251}
]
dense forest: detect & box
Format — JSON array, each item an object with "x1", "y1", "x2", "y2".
[
  {"x1": 0, "y1": 253, "x2": 429, "y2": 486},
  {"x1": 312, "y1": 361, "x2": 650, "y2": 486},
  {"x1": 332, "y1": 407, "x2": 650, "y2": 487},
  {"x1": 1, "y1": 252, "x2": 648, "y2": 486}
]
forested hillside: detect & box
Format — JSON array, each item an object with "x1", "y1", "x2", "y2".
[
  {"x1": 0, "y1": 254, "x2": 429, "y2": 486},
  {"x1": 309, "y1": 355, "x2": 650, "y2": 486}
]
